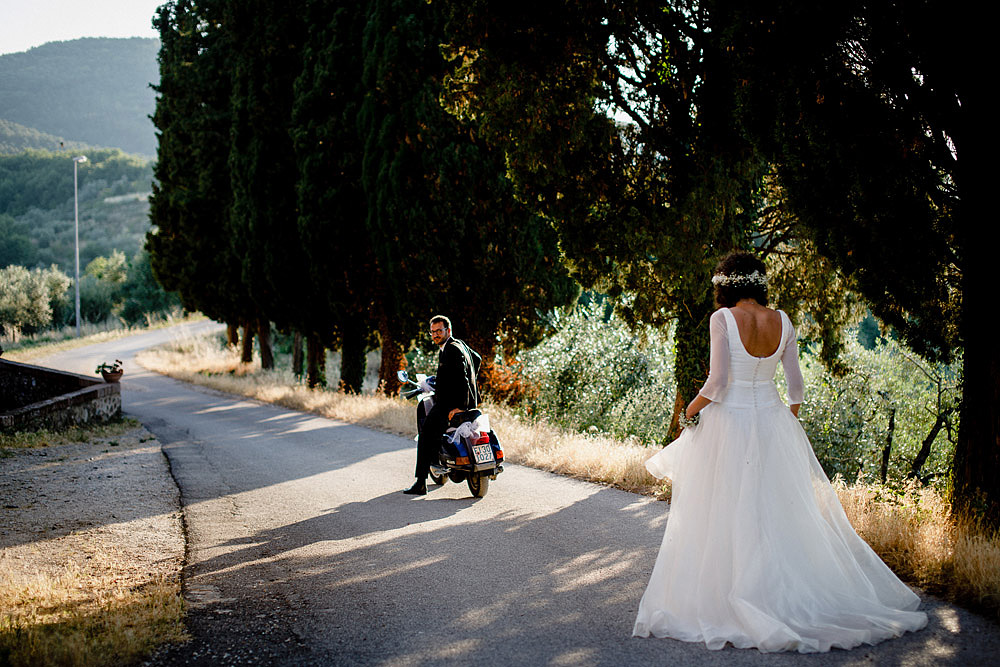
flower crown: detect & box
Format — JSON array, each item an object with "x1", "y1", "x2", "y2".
[{"x1": 711, "y1": 270, "x2": 768, "y2": 287}]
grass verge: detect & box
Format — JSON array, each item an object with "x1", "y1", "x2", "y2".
[
  {"x1": 137, "y1": 334, "x2": 1000, "y2": 620},
  {"x1": 0, "y1": 418, "x2": 141, "y2": 456},
  {"x1": 0, "y1": 564, "x2": 185, "y2": 667},
  {"x1": 838, "y1": 480, "x2": 1000, "y2": 618}
]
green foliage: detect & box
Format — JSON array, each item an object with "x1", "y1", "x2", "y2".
[
  {"x1": 513, "y1": 303, "x2": 958, "y2": 488},
  {"x1": 360, "y1": 0, "x2": 578, "y2": 394},
  {"x1": 0, "y1": 149, "x2": 151, "y2": 217},
  {"x1": 799, "y1": 339, "x2": 960, "y2": 487},
  {"x1": 70, "y1": 252, "x2": 131, "y2": 326},
  {"x1": 40, "y1": 266, "x2": 72, "y2": 328},
  {"x1": 441, "y1": 1, "x2": 764, "y2": 422},
  {"x1": 0, "y1": 265, "x2": 70, "y2": 337},
  {"x1": 513, "y1": 303, "x2": 676, "y2": 445},
  {"x1": 144, "y1": 0, "x2": 578, "y2": 395},
  {"x1": 0, "y1": 38, "x2": 159, "y2": 155},
  {"x1": 227, "y1": 0, "x2": 305, "y2": 330},
  {"x1": 0, "y1": 213, "x2": 36, "y2": 268},
  {"x1": 78, "y1": 273, "x2": 117, "y2": 323},
  {"x1": 0, "y1": 149, "x2": 153, "y2": 271},
  {"x1": 291, "y1": 0, "x2": 376, "y2": 392},
  {"x1": 118, "y1": 250, "x2": 182, "y2": 326},
  {"x1": 85, "y1": 250, "x2": 128, "y2": 284},
  {"x1": 722, "y1": 1, "x2": 961, "y2": 364},
  {"x1": 443, "y1": 1, "x2": 992, "y2": 519}
]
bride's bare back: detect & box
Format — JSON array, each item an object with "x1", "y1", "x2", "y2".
[{"x1": 729, "y1": 300, "x2": 782, "y2": 358}]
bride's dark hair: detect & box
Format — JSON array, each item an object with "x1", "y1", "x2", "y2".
[{"x1": 713, "y1": 251, "x2": 768, "y2": 307}]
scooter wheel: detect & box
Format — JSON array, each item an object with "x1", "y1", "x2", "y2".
[
  {"x1": 467, "y1": 474, "x2": 489, "y2": 498},
  {"x1": 429, "y1": 471, "x2": 446, "y2": 486}
]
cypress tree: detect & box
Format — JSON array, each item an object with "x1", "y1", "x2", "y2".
[
  {"x1": 291, "y1": 0, "x2": 375, "y2": 393},
  {"x1": 148, "y1": 0, "x2": 253, "y2": 336},
  {"x1": 226, "y1": 0, "x2": 308, "y2": 369}
]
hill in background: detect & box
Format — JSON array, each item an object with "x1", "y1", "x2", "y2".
[
  {"x1": 0, "y1": 118, "x2": 93, "y2": 154},
  {"x1": 0, "y1": 38, "x2": 159, "y2": 157}
]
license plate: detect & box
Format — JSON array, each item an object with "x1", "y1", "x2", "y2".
[{"x1": 471, "y1": 442, "x2": 495, "y2": 464}]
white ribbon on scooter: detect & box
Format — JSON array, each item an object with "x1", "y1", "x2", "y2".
[{"x1": 446, "y1": 413, "x2": 492, "y2": 444}]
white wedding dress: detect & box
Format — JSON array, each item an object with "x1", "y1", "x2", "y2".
[{"x1": 633, "y1": 308, "x2": 927, "y2": 652}]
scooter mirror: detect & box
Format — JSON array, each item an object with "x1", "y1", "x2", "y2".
[{"x1": 396, "y1": 370, "x2": 409, "y2": 383}]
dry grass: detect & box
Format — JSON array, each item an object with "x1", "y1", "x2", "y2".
[
  {"x1": 137, "y1": 336, "x2": 414, "y2": 436},
  {"x1": 0, "y1": 419, "x2": 141, "y2": 455},
  {"x1": 138, "y1": 333, "x2": 1000, "y2": 619},
  {"x1": 837, "y1": 479, "x2": 1000, "y2": 617},
  {"x1": 490, "y1": 405, "x2": 666, "y2": 496},
  {"x1": 0, "y1": 560, "x2": 185, "y2": 667}
]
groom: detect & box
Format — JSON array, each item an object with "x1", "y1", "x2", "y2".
[{"x1": 403, "y1": 315, "x2": 482, "y2": 495}]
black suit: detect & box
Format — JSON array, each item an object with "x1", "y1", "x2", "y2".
[{"x1": 415, "y1": 337, "x2": 482, "y2": 479}]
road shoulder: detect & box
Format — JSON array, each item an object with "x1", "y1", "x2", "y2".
[{"x1": 0, "y1": 423, "x2": 186, "y2": 665}]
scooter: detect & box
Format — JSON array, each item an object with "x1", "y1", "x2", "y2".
[{"x1": 397, "y1": 370, "x2": 504, "y2": 497}]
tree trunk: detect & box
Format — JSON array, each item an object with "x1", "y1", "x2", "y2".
[
  {"x1": 668, "y1": 295, "x2": 714, "y2": 441},
  {"x1": 880, "y1": 408, "x2": 896, "y2": 484},
  {"x1": 910, "y1": 409, "x2": 951, "y2": 481},
  {"x1": 257, "y1": 318, "x2": 274, "y2": 370},
  {"x1": 952, "y1": 255, "x2": 1000, "y2": 524},
  {"x1": 339, "y1": 320, "x2": 367, "y2": 394},
  {"x1": 240, "y1": 320, "x2": 254, "y2": 363},
  {"x1": 226, "y1": 322, "x2": 239, "y2": 347},
  {"x1": 292, "y1": 331, "x2": 304, "y2": 379},
  {"x1": 377, "y1": 314, "x2": 405, "y2": 396},
  {"x1": 306, "y1": 334, "x2": 326, "y2": 389},
  {"x1": 951, "y1": 76, "x2": 1000, "y2": 527}
]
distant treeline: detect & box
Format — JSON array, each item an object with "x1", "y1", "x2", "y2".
[{"x1": 0, "y1": 149, "x2": 153, "y2": 271}]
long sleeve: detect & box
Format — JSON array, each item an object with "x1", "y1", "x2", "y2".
[
  {"x1": 698, "y1": 309, "x2": 730, "y2": 402},
  {"x1": 780, "y1": 316, "x2": 805, "y2": 404}
]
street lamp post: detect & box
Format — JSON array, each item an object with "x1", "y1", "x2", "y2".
[{"x1": 73, "y1": 155, "x2": 87, "y2": 337}]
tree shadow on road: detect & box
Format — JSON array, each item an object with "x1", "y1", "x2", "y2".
[{"x1": 175, "y1": 482, "x2": 976, "y2": 667}]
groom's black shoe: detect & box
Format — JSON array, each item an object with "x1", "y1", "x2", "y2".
[{"x1": 403, "y1": 479, "x2": 427, "y2": 495}]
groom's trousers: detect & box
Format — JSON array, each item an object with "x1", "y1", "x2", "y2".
[{"x1": 415, "y1": 403, "x2": 449, "y2": 480}]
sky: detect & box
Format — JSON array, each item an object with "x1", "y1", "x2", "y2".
[{"x1": 0, "y1": 0, "x2": 162, "y2": 56}]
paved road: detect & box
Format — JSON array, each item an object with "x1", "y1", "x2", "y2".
[{"x1": 32, "y1": 323, "x2": 1000, "y2": 665}]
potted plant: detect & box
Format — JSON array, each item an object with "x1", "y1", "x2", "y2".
[{"x1": 96, "y1": 359, "x2": 124, "y2": 383}]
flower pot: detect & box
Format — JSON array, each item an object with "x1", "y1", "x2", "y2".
[{"x1": 101, "y1": 370, "x2": 123, "y2": 383}]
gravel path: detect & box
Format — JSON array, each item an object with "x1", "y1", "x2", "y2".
[
  {"x1": 25, "y1": 323, "x2": 1000, "y2": 666},
  {"x1": 0, "y1": 426, "x2": 183, "y2": 586}
]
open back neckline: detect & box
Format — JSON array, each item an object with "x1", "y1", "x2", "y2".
[{"x1": 725, "y1": 308, "x2": 783, "y2": 360}]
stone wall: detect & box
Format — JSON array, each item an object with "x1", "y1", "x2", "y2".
[{"x1": 0, "y1": 359, "x2": 121, "y2": 433}]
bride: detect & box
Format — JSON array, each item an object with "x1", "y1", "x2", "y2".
[{"x1": 633, "y1": 252, "x2": 927, "y2": 653}]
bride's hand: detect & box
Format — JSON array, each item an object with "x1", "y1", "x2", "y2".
[
  {"x1": 686, "y1": 394, "x2": 711, "y2": 419},
  {"x1": 790, "y1": 404, "x2": 800, "y2": 418}
]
